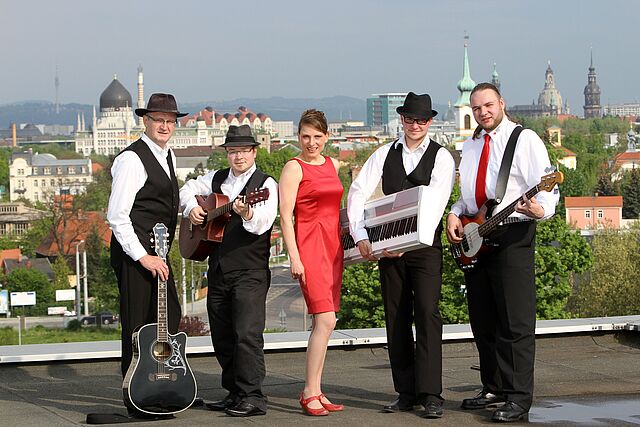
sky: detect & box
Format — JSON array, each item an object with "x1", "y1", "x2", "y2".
[{"x1": 1, "y1": 0, "x2": 637, "y2": 115}]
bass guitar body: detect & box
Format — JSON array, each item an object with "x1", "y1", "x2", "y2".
[{"x1": 123, "y1": 323, "x2": 197, "y2": 415}]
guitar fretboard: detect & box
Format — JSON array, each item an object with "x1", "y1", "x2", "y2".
[{"x1": 477, "y1": 185, "x2": 540, "y2": 237}]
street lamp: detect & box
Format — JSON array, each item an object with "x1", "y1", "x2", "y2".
[{"x1": 74, "y1": 240, "x2": 85, "y2": 319}]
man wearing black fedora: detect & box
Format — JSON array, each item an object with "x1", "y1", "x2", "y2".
[
  {"x1": 347, "y1": 92, "x2": 455, "y2": 418},
  {"x1": 107, "y1": 93, "x2": 188, "y2": 419},
  {"x1": 179, "y1": 124, "x2": 278, "y2": 417}
]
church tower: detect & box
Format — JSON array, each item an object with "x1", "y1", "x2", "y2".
[
  {"x1": 583, "y1": 50, "x2": 602, "y2": 118},
  {"x1": 491, "y1": 63, "x2": 501, "y2": 93},
  {"x1": 538, "y1": 61, "x2": 564, "y2": 114},
  {"x1": 454, "y1": 35, "x2": 477, "y2": 141},
  {"x1": 137, "y1": 65, "x2": 145, "y2": 126}
]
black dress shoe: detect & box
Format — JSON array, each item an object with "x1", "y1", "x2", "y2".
[
  {"x1": 225, "y1": 401, "x2": 266, "y2": 417},
  {"x1": 461, "y1": 391, "x2": 505, "y2": 409},
  {"x1": 422, "y1": 401, "x2": 444, "y2": 418},
  {"x1": 206, "y1": 395, "x2": 238, "y2": 411},
  {"x1": 492, "y1": 401, "x2": 528, "y2": 422},
  {"x1": 382, "y1": 397, "x2": 416, "y2": 413}
]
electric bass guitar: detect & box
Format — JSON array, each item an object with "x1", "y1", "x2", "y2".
[
  {"x1": 123, "y1": 223, "x2": 197, "y2": 415},
  {"x1": 179, "y1": 188, "x2": 270, "y2": 261},
  {"x1": 450, "y1": 171, "x2": 563, "y2": 270}
]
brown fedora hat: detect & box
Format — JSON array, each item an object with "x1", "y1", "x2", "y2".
[
  {"x1": 220, "y1": 124, "x2": 259, "y2": 147},
  {"x1": 135, "y1": 93, "x2": 188, "y2": 117},
  {"x1": 396, "y1": 92, "x2": 438, "y2": 120}
]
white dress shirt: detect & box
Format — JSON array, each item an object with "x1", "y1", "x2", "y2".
[
  {"x1": 179, "y1": 163, "x2": 278, "y2": 236},
  {"x1": 347, "y1": 136, "x2": 456, "y2": 244},
  {"x1": 450, "y1": 117, "x2": 559, "y2": 219},
  {"x1": 107, "y1": 134, "x2": 177, "y2": 262}
]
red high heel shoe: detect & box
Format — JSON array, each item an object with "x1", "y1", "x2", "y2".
[
  {"x1": 299, "y1": 392, "x2": 329, "y2": 416},
  {"x1": 320, "y1": 393, "x2": 344, "y2": 411}
]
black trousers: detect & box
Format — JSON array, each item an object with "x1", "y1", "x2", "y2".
[
  {"x1": 465, "y1": 221, "x2": 537, "y2": 410},
  {"x1": 378, "y1": 246, "x2": 443, "y2": 403},
  {"x1": 113, "y1": 253, "x2": 182, "y2": 379},
  {"x1": 207, "y1": 266, "x2": 270, "y2": 411}
]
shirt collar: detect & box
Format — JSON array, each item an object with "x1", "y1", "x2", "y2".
[
  {"x1": 481, "y1": 116, "x2": 508, "y2": 140},
  {"x1": 229, "y1": 163, "x2": 256, "y2": 181},
  {"x1": 397, "y1": 135, "x2": 429, "y2": 153},
  {"x1": 141, "y1": 133, "x2": 170, "y2": 157}
]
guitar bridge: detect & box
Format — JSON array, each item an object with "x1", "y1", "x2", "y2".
[{"x1": 148, "y1": 373, "x2": 177, "y2": 381}]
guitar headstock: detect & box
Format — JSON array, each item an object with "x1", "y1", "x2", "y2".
[
  {"x1": 246, "y1": 188, "x2": 270, "y2": 206},
  {"x1": 539, "y1": 171, "x2": 564, "y2": 192},
  {"x1": 152, "y1": 223, "x2": 169, "y2": 260}
]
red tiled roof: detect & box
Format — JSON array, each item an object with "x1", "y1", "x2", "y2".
[
  {"x1": 558, "y1": 146, "x2": 576, "y2": 157},
  {"x1": 35, "y1": 211, "x2": 112, "y2": 257},
  {"x1": 565, "y1": 196, "x2": 623, "y2": 208}
]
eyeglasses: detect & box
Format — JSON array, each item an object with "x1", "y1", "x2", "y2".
[
  {"x1": 146, "y1": 115, "x2": 177, "y2": 126},
  {"x1": 226, "y1": 148, "x2": 254, "y2": 157},
  {"x1": 402, "y1": 116, "x2": 430, "y2": 126}
]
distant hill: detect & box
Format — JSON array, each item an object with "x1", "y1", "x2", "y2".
[{"x1": 0, "y1": 96, "x2": 449, "y2": 127}]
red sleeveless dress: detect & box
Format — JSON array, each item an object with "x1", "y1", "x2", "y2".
[{"x1": 292, "y1": 156, "x2": 344, "y2": 314}]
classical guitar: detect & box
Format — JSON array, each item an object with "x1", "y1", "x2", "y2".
[
  {"x1": 450, "y1": 171, "x2": 563, "y2": 270},
  {"x1": 123, "y1": 223, "x2": 197, "y2": 415},
  {"x1": 178, "y1": 188, "x2": 269, "y2": 261}
]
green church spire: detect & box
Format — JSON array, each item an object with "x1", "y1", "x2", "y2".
[{"x1": 455, "y1": 34, "x2": 476, "y2": 107}]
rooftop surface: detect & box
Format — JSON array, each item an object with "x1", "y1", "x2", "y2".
[{"x1": 1, "y1": 324, "x2": 639, "y2": 426}]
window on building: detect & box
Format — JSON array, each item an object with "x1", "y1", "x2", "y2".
[
  {"x1": 34, "y1": 180, "x2": 38, "y2": 187},
  {"x1": 44, "y1": 167, "x2": 51, "y2": 175},
  {"x1": 0, "y1": 224, "x2": 6, "y2": 235},
  {"x1": 14, "y1": 223, "x2": 27, "y2": 235},
  {"x1": 17, "y1": 168, "x2": 24, "y2": 175},
  {"x1": 585, "y1": 210, "x2": 591, "y2": 219},
  {"x1": 68, "y1": 166, "x2": 75, "y2": 174},
  {"x1": 597, "y1": 210, "x2": 604, "y2": 219},
  {"x1": 464, "y1": 115, "x2": 471, "y2": 129},
  {"x1": 57, "y1": 167, "x2": 63, "y2": 174}
]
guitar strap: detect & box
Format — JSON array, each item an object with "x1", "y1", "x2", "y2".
[{"x1": 494, "y1": 125, "x2": 524, "y2": 204}]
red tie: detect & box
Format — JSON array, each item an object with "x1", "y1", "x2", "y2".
[{"x1": 475, "y1": 133, "x2": 491, "y2": 209}]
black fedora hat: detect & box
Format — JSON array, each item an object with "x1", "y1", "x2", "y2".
[
  {"x1": 220, "y1": 124, "x2": 259, "y2": 147},
  {"x1": 396, "y1": 92, "x2": 438, "y2": 120},
  {"x1": 135, "y1": 93, "x2": 188, "y2": 117}
]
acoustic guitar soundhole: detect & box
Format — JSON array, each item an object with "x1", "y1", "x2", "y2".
[{"x1": 152, "y1": 341, "x2": 172, "y2": 362}]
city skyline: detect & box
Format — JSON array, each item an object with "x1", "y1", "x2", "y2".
[{"x1": 2, "y1": 1, "x2": 636, "y2": 116}]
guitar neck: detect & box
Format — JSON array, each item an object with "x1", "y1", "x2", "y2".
[
  {"x1": 157, "y1": 255, "x2": 168, "y2": 343},
  {"x1": 477, "y1": 185, "x2": 540, "y2": 237}
]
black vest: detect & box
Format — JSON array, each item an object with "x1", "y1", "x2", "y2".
[
  {"x1": 110, "y1": 139, "x2": 179, "y2": 260},
  {"x1": 208, "y1": 168, "x2": 273, "y2": 273},
  {"x1": 381, "y1": 139, "x2": 443, "y2": 248}
]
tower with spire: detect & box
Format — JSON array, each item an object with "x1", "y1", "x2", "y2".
[
  {"x1": 454, "y1": 34, "x2": 477, "y2": 141},
  {"x1": 491, "y1": 63, "x2": 501, "y2": 93},
  {"x1": 137, "y1": 65, "x2": 145, "y2": 126},
  {"x1": 583, "y1": 50, "x2": 602, "y2": 118}
]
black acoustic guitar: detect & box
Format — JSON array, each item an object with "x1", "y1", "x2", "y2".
[{"x1": 123, "y1": 223, "x2": 197, "y2": 415}]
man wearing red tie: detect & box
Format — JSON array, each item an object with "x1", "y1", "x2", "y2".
[{"x1": 446, "y1": 83, "x2": 559, "y2": 422}]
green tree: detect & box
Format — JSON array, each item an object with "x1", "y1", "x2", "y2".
[
  {"x1": 0, "y1": 148, "x2": 11, "y2": 199},
  {"x1": 85, "y1": 227, "x2": 119, "y2": 313},
  {"x1": 621, "y1": 168, "x2": 640, "y2": 219},
  {"x1": 255, "y1": 147, "x2": 298, "y2": 181},
  {"x1": 337, "y1": 262, "x2": 385, "y2": 329},
  {"x1": 73, "y1": 169, "x2": 112, "y2": 212},
  {"x1": 7, "y1": 268, "x2": 53, "y2": 316},
  {"x1": 594, "y1": 174, "x2": 617, "y2": 196},
  {"x1": 207, "y1": 149, "x2": 228, "y2": 171},
  {"x1": 571, "y1": 227, "x2": 640, "y2": 317},
  {"x1": 185, "y1": 162, "x2": 206, "y2": 181},
  {"x1": 535, "y1": 216, "x2": 593, "y2": 319}
]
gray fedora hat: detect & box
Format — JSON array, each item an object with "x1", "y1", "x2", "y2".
[
  {"x1": 135, "y1": 93, "x2": 188, "y2": 117},
  {"x1": 220, "y1": 125, "x2": 259, "y2": 147}
]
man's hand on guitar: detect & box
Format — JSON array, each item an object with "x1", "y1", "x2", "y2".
[
  {"x1": 139, "y1": 254, "x2": 169, "y2": 282},
  {"x1": 233, "y1": 197, "x2": 253, "y2": 221},
  {"x1": 515, "y1": 194, "x2": 544, "y2": 219},
  {"x1": 356, "y1": 240, "x2": 378, "y2": 261},
  {"x1": 189, "y1": 206, "x2": 206, "y2": 225},
  {"x1": 446, "y1": 213, "x2": 464, "y2": 243}
]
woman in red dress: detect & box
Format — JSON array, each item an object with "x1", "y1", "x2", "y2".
[{"x1": 279, "y1": 109, "x2": 344, "y2": 416}]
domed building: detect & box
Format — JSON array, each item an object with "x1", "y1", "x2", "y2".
[
  {"x1": 75, "y1": 73, "x2": 142, "y2": 156},
  {"x1": 537, "y1": 62, "x2": 569, "y2": 114}
]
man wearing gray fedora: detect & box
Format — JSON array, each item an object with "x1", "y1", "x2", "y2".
[
  {"x1": 107, "y1": 93, "x2": 187, "y2": 419},
  {"x1": 180, "y1": 124, "x2": 278, "y2": 417},
  {"x1": 347, "y1": 92, "x2": 455, "y2": 418}
]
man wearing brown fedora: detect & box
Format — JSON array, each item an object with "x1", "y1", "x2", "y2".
[
  {"x1": 179, "y1": 124, "x2": 278, "y2": 417},
  {"x1": 347, "y1": 92, "x2": 455, "y2": 418},
  {"x1": 107, "y1": 93, "x2": 188, "y2": 419}
]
